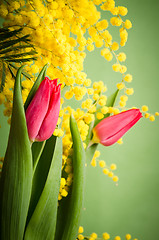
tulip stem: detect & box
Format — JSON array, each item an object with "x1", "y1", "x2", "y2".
[
  {"x1": 32, "y1": 141, "x2": 46, "y2": 174},
  {"x1": 87, "y1": 140, "x2": 94, "y2": 149},
  {"x1": 87, "y1": 130, "x2": 99, "y2": 149}
]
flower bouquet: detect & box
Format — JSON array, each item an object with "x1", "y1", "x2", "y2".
[{"x1": 0, "y1": 0, "x2": 158, "y2": 240}]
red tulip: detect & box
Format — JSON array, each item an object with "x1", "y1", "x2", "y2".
[
  {"x1": 92, "y1": 109, "x2": 142, "y2": 146},
  {"x1": 25, "y1": 77, "x2": 61, "y2": 142}
]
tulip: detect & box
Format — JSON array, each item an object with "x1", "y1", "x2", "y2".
[
  {"x1": 92, "y1": 109, "x2": 142, "y2": 146},
  {"x1": 25, "y1": 77, "x2": 61, "y2": 142}
]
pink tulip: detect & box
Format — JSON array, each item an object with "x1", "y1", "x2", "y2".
[
  {"x1": 92, "y1": 109, "x2": 142, "y2": 146},
  {"x1": 25, "y1": 77, "x2": 61, "y2": 142}
]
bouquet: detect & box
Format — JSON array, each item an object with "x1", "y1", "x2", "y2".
[{"x1": 0, "y1": 0, "x2": 158, "y2": 239}]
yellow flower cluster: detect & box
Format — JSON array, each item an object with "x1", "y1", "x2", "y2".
[
  {"x1": 0, "y1": 0, "x2": 158, "y2": 200},
  {"x1": 91, "y1": 150, "x2": 118, "y2": 183},
  {"x1": 112, "y1": 62, "x2": 134, "y2": 108},
  {"x1": 141, "y1": 105, "x2": 158, "y2": 121},
  {"x1": 0, "y1": 2, "x2": 158, "y2": 240},
  {"x1": 58, "y1": 94, "x2": 122, "y2": 197},
  {"x1": 58, "y1": 104, "x2": 95, "y2": 199},
  {"x1": 0, "y1": 0, "x2": 132, "y2": 121},
  {"x1": 77, "y1": 226, "x2": 138, "y2": 240}
]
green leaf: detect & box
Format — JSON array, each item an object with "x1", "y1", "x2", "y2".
[
  {"x1": 0, "y1": 27, "x2": 37, "y2": 67},
  {"x1": 5, "y1": 57, "x2": 37, "y2": 63},
  {"x1": 0, "y1": 27, "x2": 23, "y2": 41},
  {"x1": 85, "y1": 120, "x2": 94, "y2": 148},
  {"x1": 0, "y1": 28, "x2": 9, "y2": 34},
  {"x1": 24, "y1": 136, "x2": 62, "y2": 240},
  {"x1": 9, "y1": 63, "x2": 33, "y2": 79},
  {"x1": 0, "y1": 44, "x2": 35, "y2": 55},
  {"x1": 85, "y1": 143, "x2": 98, "y2": 162},
  {"x1": 0, "y1": 50, "x2": 37, "y2": 60},
  {"x1": 54, "y1": 190, "x2": 72, "y2": 240},
  {"x1": 31, "y1": 141, "x2": 46, "y2": 170},
  {"x1": 26, "y1": 135, "x2": 56, "y2": 226},
  {"x1": 0, "y1": 35, "x2": 30, "y2": 51},
  {"x1": 23, "y1": 65, "x2": 49, "y2": 220},
  {"x1": 60, "y1": 115, "x2": 85, "y2": 240},
  {"x1": 24, "y1": 64, "x2": 48, "y2": 110},
  {"x1": 8, "y1": 64, "x2": 16, "y2": 78},
  {"x1": 106, "y1": 89, "x2": 119, "y2": 108},
  {"x1": 0, "y1": 66, "x2": 33, "y2": 240}
]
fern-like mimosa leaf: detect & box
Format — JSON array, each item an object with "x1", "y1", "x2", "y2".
[
  {"x1": 9, "y1": 63, "x2": 33, "y2": 79},
  {"x1": 5, "y1": 57, "x2": 37, "y2": 63},
  {"x1": 0, "y1": 50, "x2": 37, "y2": 60},
  {"x1": 0, "y1": 44, "x2": 35, "y2": 55},
  {"x1": 0, "y1": 62, "x2": 6, "y2": 92},
  {"x1": 0, "y1": 27, "x2": 23, "y2": 41},
  {"x1": 0, "y1": 34, "x2": 30, "y2": 51}
]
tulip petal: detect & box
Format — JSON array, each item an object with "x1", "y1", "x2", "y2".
[
  {"x1": 101, "y1": 110, "x2": 142, "y2": 146},
  {"x1": 94, "y1": 109, "x2": 142, "y2": 146},
  {"x1": 26, "y1": 79, "x2": 51, "y2": 141},
  {"x1": 36, "y1": 84, "x2": 61, "y2": 141}
]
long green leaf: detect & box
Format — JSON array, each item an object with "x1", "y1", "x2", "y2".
[
  {"x1": 23, "y1": 64, "x2": 48, "y2": 218},
  {"x1": 0, "y1": 66, "x2": 33, "y2": 240},
  {"x1": 26, "y1": 135, "x2": 56, "y2": 226},
  {"x1": 24, "y1": 64, "x2": 48, "y2": 110},
  {"x1": 32, "y1": 141, "x2": 46, "y2": 170},
  {"x1": 85, "y1": 120, "x2": 94, "y2": 148},
  {"x1": 61, "y1": 114, "x2": 85, "y2": 240},
  {"x1": 54, "y1": 189, "x2": 72, "y2": 240},
  {"x1": 24, "y1": 136, "x2": 62, "y2": 240}
]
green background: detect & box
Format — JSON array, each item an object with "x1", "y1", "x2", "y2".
[
  {"x1": 0, "y1": 0, "x2": 159, "y2": 239},
  {"x1": 81, "y1": 0, "x2": 159, "y2": 239}
]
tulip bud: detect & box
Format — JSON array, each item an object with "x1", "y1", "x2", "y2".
[
  {"x1": 92, "y1": 109, "x2": 142, "y2": 146},
  {"x1": 25, "y1": 77, "x2": 61, "y2": 142}
]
